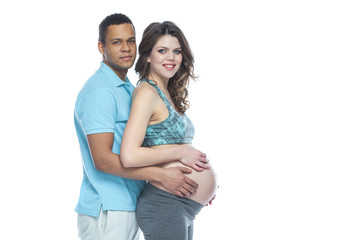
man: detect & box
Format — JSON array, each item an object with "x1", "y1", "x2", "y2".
[{"x1": 74, "y1": 13, "x2": 207, "y2": 240}]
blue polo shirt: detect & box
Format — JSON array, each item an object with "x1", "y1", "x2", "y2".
[{"x1": 74, "y1": 62, "x2": 145, "y2": 217}]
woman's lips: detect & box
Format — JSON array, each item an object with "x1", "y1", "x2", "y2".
[{"x1": 163, "y1": 64, "x2": 176, "y2": 70}]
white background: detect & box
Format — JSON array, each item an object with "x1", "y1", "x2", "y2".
[{"x1": 1, "y1": 0, "x2": 359, "y2": 239}]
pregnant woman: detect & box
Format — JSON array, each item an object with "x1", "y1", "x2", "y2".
[{"x1": 120, "y1": 21, "x2": 218, "y2": 240}]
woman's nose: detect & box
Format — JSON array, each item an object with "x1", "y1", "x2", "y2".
[{"x1": 166, "y1": 52, "x2": 174, "y2": 60}]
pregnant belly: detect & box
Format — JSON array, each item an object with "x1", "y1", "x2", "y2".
[{"x1": 150, "y1": 161, "x2": 218, "y2": 205}]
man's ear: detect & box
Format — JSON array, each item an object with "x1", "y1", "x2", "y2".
[{"x1": 98, "y1": 41, "x2": 104, "y2": 55}]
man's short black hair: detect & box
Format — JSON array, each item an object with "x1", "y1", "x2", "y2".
[{"x1": 99, "y1": 13, "x2": 134, "y2": 44}]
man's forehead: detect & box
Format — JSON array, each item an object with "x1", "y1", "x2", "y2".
[{"x1": 106, "y1": 24, "x2": 135, "y2": 40}]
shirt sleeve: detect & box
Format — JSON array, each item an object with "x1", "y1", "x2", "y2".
[{"x1": 75, "y1": 88, "x2": 116, "y2": 135}]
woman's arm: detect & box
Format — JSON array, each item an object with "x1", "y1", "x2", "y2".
[{"x1": 120, "y1": 84, "x2": 209, "y2": 171}]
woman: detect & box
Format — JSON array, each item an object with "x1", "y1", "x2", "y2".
[{"x1": 120, "y1": 21, "x2": 218, "y2": 240}]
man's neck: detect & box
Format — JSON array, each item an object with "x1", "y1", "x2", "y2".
[
  {"x1": 103, "y1": 61, "x2": 128, "y2": 82},
  {"x1": 117, "y1": 72, "x2": 127, "y2": 82}
]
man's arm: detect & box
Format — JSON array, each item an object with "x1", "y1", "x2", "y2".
[{"x1": 87, "y1": 132, "x2": 198, "y2": 197}]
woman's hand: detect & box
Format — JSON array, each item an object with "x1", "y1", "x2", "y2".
[{"x1": 179, "y1": 145, "x2": 211, "y2": 172}]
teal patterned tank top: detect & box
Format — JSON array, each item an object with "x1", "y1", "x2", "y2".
[{"x1": 140, "y1": 80, "x2": 195, "y2": 147}]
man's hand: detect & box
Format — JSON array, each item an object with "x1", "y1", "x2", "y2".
[
  {"x1": 158, "y1": 166, "x2": 198, "y2": 197},
  {"x1": 179, "y1": 145, "x2": 210, "y2": 172},
  {"x1": 206, "y1": 185, "x2": 219, "y2": 206},
  {"x1": 206, "y1": 195, "x2": 216, "y2": 206}
]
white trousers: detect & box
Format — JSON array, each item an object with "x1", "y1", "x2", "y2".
[{"x1": 78, "y1": 209, "x2": 140, "y2": 240}]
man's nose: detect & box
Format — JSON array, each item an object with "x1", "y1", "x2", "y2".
[{"x1": 122, "y1": 43, "x2": 130, "y2": 51}]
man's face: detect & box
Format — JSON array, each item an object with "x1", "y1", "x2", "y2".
[{"x1": 98, "y1": 23, "x2": 136, "y2": 80}]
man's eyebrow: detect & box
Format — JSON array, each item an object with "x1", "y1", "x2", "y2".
[{"x1": 110, "y1": 37, "x2": 135, "y2": 41}]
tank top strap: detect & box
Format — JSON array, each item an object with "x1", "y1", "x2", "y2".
[{"x1": 141, "y1": 79, "x2": 172, "y2": 109}]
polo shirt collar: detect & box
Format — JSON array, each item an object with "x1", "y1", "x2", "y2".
[{"x1": 99, "y1": 61, "x2": 131, "y2": 87}]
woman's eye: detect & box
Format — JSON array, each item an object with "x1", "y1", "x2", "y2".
[
  {"x1": 158, "y1": 49, "x2": 166, "y2": 53},
  {"x1": 174, "y1": 50, "x2": 181, "y2": 54}
]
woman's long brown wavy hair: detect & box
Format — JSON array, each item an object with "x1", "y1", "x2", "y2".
[{"x1": 135, "y1": 21, "x2": 197, "y2": 114}]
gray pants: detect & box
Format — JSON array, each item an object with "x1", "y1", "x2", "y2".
[{"x1": 136, "y1": 183, "x2": 204, "y2": 240}]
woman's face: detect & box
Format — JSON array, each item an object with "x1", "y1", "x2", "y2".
[{"x1": 147, "y1": 35, "x2": 183, "y2": 82}]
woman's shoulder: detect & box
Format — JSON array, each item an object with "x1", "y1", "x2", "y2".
[{"x1": 132, "y1": 80, "x2": 158, "y2": 100}]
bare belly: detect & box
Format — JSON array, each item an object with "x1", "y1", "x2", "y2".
[{"x1": 148, "y1": 145, "x2": 218, "y2": 205}]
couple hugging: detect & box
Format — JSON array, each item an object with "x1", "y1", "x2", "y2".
[{"x1": 74, "y1": 13, "x2": 218, "y2": 240}]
